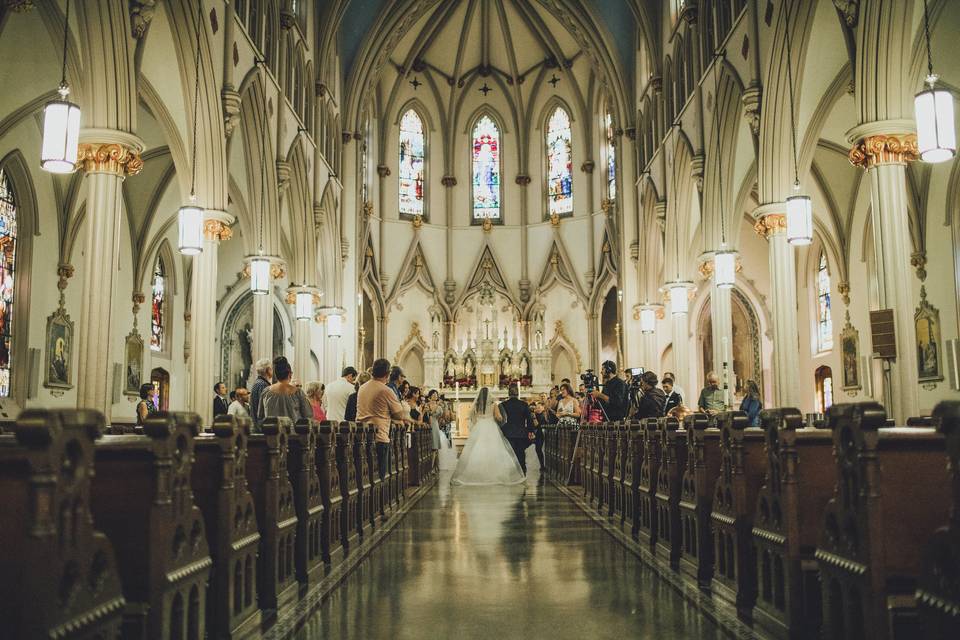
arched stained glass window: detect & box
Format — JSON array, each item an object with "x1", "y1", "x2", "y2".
[
  {"x1": 816, "y1": 252, "x2": 833, "y2": 351},
  {"x1": 472, "y1": 115, "x2": 501, "y2": 221},
  {"x1": 546, "y1": 107, "x2": 573, "y2": 218},
  {"x1": 0, "y1": 169, "x2": 17, "y2": 397},
  {"x1": 398, "y1": 109, "x2": 425, "y2": 217},
  {"x1": 605, "y1": 110, "x2": 616, "y2": 201},
  {"x1": 151, "y1": 258, "x2": 166, "y2": 352}
]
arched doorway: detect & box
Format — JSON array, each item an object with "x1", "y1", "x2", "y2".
[
  {"x1": 599, "y1": 288, "x2": 619, "y2": 364},
  {"x1": 220, "y1": 293, "x2": 287, "y2": 389},
  {"x1": 697, "y1": 289, "x2": 763, "y2": 398},
  {"x1": 150, "y1": 367, "x2": 170, "y2": 411},
  {"x1": 815, "y1": 365, "x2": 833, "y2": 414}
]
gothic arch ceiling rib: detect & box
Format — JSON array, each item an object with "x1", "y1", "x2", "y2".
[
  {"x1": 536, "y1": 237, "x2": 587, "y2": 304},
  {"x1": 386, "y1": 240, "x2": 440, "y2": 308},
  {"x1": 456, "y1": 243, "x2": 517, "y2": 311}
]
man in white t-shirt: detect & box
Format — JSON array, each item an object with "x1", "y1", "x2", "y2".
[{"x1": 324, "y1": 366, "x2": 358, "y2": 421}]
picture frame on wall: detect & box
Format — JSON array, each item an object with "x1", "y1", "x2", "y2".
[
  {"x1": 915, "y1": 286, "x2": 943, "y2": 383},
  {"x1": 124, "y1": 329, "x2": 144, "y2": 395},
  {"x1": 44, "y1": 304, "x2": 74, "y2": 390},
  {"x1": 840, "y1": 312, "x2": 861, "y2": 391}
]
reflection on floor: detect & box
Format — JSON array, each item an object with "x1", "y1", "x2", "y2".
[{"x1": 294, "y1": 452, "x2": 723, "y2": 639}]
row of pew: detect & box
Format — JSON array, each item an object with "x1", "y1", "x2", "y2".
[
  {"x1": 0, "y1": 411, "x2": 437, "y2": 639},
  {"x1": 542, "y1": 401, "x2": 960, "y2": 640}
]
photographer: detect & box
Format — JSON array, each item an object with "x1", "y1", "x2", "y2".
[
  {"x1": 589, "y1": 360, "x2": 629, "y2": 422},
  {"x1": 633, "y1": 371, "x2": 666, "y2": 420}
]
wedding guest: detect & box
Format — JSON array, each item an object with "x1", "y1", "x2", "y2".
[
  {"x1": 662, "y1": 371, "x2": 686, "y2": 404},
  {"x1": 250, "y1": 358, "x2": 273, "y2": 426},
  {"x1": 556, "y1": 383, "x2": 581, "y2": 426},
  {"x1": 305, "y1": 381, "x2": 327, "y2": 421},
  {"x1": 358, "y1": 359, "x2": 414, "y2": 479},
  {"x1": 387, "y1": 366, "x2": 405, "y2": 400},
  {"x1": 405, "y1": 386, "x2": 423, "y2": 422},
  {"x1": 228, "y1": 387, "x2": 250, "y2": 418},
  {"x1": 258, "y1": 356, "x2": 312, "y2": 423},
  {"x1": 345, "y1": 372, "x2": 371, "y2": 422},
  {"x1": 136, "y1": 383, "x2": 156, "y2": 426},
  {"x1": 634, "y1": 371, "x2": 666, "y2": 420},
  {"x1": 739, "y1": 379, "x2": 763, "y2": 427},
  {"x1": 697, "y1": 371, "x2": 726, "y2": 414},
  {"x1": 324, "y1": 366, "x2": 358, "y2": 421},
  {"x1": 213, "y1": 382, "x2": 229, "y2": 418},
  {"x1": 662, "y1": 376, "x2": 683, "y2": 416}
]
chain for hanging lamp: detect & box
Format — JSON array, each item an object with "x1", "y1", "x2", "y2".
[
  {"x1": 711, "y1": 49, "x2": 738, "y2": 287},
  {"x1": 783, "y1": 0, "x2": 813, "y2": 246},
  {"x1": 178, "y1": 1, "x2": 206, "y2": 255},
  {"x1": 41, "y1": 0, "x2": 81, "y2": 174},
  {"x1": 915, "y1": 0, "x2": 956, "y2": 163}
]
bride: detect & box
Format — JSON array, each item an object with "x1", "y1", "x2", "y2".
[{"x1": 450, "y1": 387, "x2": 525, "y2": 486}]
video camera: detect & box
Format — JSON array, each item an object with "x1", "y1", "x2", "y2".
[
  {"x1": 580, "y1": 369, "x2": 599, "y2": 393},
  {"x1": 626, "y1": 367, "x2": 645, "y2": 409}
]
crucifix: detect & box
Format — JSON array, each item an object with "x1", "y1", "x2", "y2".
[
  {"x1": 548, "y1": 74, "x2": 560, "y2": 88},
  {"x1": 479, "y1": 82, "x2": 492, "y2": 96},
  {"x1": 409, "y1": 76, "x2": 422, "y2": 91},
  {"x1": 483, "y1": 318, "x2": 492, "y2": 340}
]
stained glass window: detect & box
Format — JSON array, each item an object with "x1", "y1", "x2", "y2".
[
  {"x1": 816, "y1": 252, "x2": 833, "y2": 351},
  {"x1": 398, "y1": 109, "x2": 425, "y2": 217},
  {"x1": 546, "y1": 107, "x2": 573, "y2": 218},
  {"x1": 150, "y1": 258, "x2": 166, "y2": 352},
  {"x1": 0, "y1": 170, "x2": 17, "y2": 397},
  {"x1": 472, "y1": 115, "x2": 501, "y2": 221},
  {"x1": 605, "y1": 110, "x2": 616, "y2": 201}
]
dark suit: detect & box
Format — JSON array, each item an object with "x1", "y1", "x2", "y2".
[
  {"x1": 499, "y1": 397, "x2": 535, "y2": 474},
  {"x1": 213, "y1": 395, "x2": 229, "y2": 418}
]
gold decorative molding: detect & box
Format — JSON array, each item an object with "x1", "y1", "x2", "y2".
[
  {"x1": 412, "y1": 214, "x2": 423, "y2": 229},
  {"x1": 698, "y1": 260, "x2": 714, "y2": 279},
  {"x1": 57, "y1": 263, "x2": 74, "y2": 291},
  {"x1": 549, "y1": 212, "x2": 561, "y2": 227},
  {"x1": 848, "y1": 133, "x2": 918, "y2": 169},
  {"x1": 203, "y1": 219, "x2": 232, "y2": 241},
  {"x1": 600, "y1": 198, "x2": 614, "y2": 214},
  {"x1": 77, "y1": 143, "x2": 143, "y2": 176},
  {"x1": 482, "y1": 218, "x2": 493, "y2": 233},
  {"x1": 361, "y1": 201, "x2": 374, "y2": 219},
  {"x1": 753, "y1": 213, "x2": 786, "y2": 239},
  {"x1": 284, "y1": 291, "x2": 297, "y2": 305},
  {"x1": 270, "y1": 264, "x2": 286, "y2": 279}
]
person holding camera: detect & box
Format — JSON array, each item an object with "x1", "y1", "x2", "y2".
[
  {"x1": 590, "y1": 360, "x2": 630, "y2": 422},
  {"x1": 633, "y1": 371, "x2": 666, "y2": 420}
]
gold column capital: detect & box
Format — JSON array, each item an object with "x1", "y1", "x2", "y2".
[
  {"x1": 203, "y1": 219, "x2": 233, "y2": 241},
  {"x1": 848, "y1": 133, "x2": 918, "y2": 169},
  {"x1": 77, "y1": 143, "x2": 143, "y2": 176},
  {"x1": 753, "y1": 213, "x2": 786, "y2": 239}
]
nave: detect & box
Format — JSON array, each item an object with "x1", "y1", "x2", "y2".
[{"x1": 287, "y1": 463, "x2": 722, "y2": 640}]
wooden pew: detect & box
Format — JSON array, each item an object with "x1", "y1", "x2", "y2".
[
  {"x1": 288, "y1": 419, "x2": 324, "y2": 589},
  {"x1": 245, "y1": 417, "x2": 298, "y2": 613},
  {"x1": 710, "y1": 411, "x2": 765, "y2": 621},
  {"x1": 817, "y1": 402, "x2": 950, "y2": 640},
  {"x1": 601, "y1": 423, "x2": 618, "y2": 516},
  {"x1": 351, "y1": 422, "x2": 373, "y2": 539},
  {"x1": 612, "y1": 423, "x2": 629, "y2": 525},
  {"x1": 363, "y1": 423, "x2": 386, "y2": 522},
  {"x1": 580, "y1": 424, "x2": 594, "y2": 499},
  {"x1": 191, "y1": 415, "x2": 261, "y2": 638},
  {"x1": 636, "y1": 418, "x2": 661, "y2": 548},
  {"x1": 654, "y1": 416, "x2": 686, "y2": 569},
  {"x1": 623, "y1": 421, "x2": 644, "y2": 536},
  {"x1": 407, "y1": 423, "x2": 423, "y2": 487},
  {"x1": 594, "y1": 424, "x2": 607, "y2": 511},
  {"x1": 0, "y1": 409, "x2": 125, "y2": 639},
  {"x1": 336, "y1": 422, "x2": 360, "y2": 553},
  {"x1": 752, "y1": 408, "x2": 834, "y2": 640},
  {"x1": 678, "y1": 413, "x2": 721, "y2": 589},
  {"x1": 917, "y1": 400, "x2": 960, "y2": 639},
  {"x1": 90, "y1": 412, "x2": 212, "y2": 639},
  {"x1": 391, "y1": 423, "x2": 406, "y2": 504},
  {"x1": 315, "y1": 421, "x2": 344, "y2": 567}
]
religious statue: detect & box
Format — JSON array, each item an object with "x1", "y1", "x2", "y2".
[{"x1": 535, "y1": 329, "x2": 544, "y2": 350}]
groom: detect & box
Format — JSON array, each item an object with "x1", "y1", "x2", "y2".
[{"x1": 499, "y1": 384, "x2": 536, "y2": 474}]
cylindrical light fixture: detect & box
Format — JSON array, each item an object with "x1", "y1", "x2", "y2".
[
  {"x1": 668, "y1": 283, "x2": 689, "y2": 315},
  {"x1": 177, "y1": 203, "x2": 204, "y2": 255},
  {"x1": 250, "y1": 256, "x2": 270, "y2": 295},
  {"x1": 786, "y1": 191, "x2": 813, "y2": 245},
  {"x1": 295, "y1": 290, "x2": 313, "y2": 321},
  {"x1": 326, "y1": 312, "x2": 343, "y2": 338},
  {"x1": 714, "y1": 249, "x2": 737, "y2": 289},
  {"x1": 639, "y1": 307, "x2": 656, "y2": 334},
  {"x1": 41, "y1": 0, "x2": 80, "y2": 174},
  {"x1": 915, "y1": 75, "x2": 956, "y2": 163}
]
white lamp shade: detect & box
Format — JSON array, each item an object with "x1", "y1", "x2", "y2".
[
  {"x1": 177, "y1": 205, "x2": 204, "y2": 255},
  {"x1": 295, "y1": 291, "x2": 313, "y2": 320},
  {"x1": 640, "y1": 308, "x2": 656, "y2": 333},
  {"x1": 41, "y1": 99, "x2": 81, "y2": 174},
  {"x1": 786, "y1": 194, "x2": 813, "y2": 245},
  {"x1": 915, "y1": 85, "x2": 956, "y2": 163},
  {"x1": 668, "y1": 285, "x2": 689, "y2": 315},
  {"x1": 326, "y1": 313, "x2": 343, "y2": 338},
  {"x1": 714, "y1": 250, "x2": 736, "y2": 289},
  {"x1": 250, "y1": 257, "x2": 270, "y2": 295}
]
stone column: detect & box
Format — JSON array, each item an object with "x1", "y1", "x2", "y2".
[
  {"x1": 752, "y1": 207, "x2": 800, "y2": 408},
  {"x1": 189, "y1": 213, "x2": 232, "y2": 424},
  {"x1": 248, "y1": 258, "x2": 285, "y2": 374},
  {"x1": 707, "y1": 260, "x2": 734, "y2": 407},
  {"x1": 288, "y1": 287, "x2": 318, "y2": 382},
  {"x1": 75, "y1": 136, "x2": 144, "y2": 418},
  {"x1": 848, "y1": 131, "x2": 920, "y2": 422},
  {"x1": 670, "y1": 304, "x2": 690, "y2": 390}
]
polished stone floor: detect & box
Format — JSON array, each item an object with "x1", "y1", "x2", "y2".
[{"x1": 296, "y1": 453, "x2": 723, "y2": 639}]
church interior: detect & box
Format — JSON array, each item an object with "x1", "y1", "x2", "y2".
[{"x1": 0, "y1": 0, "x2": 959, "y2": 638}]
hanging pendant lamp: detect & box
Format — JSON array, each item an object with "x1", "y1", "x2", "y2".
[
  {"x1": 668, "y1": 283, "x2": 690, "y2": 315},
  {"x1": 295, "y1": 289, "x2": 313, "y2": 321},
  {"x1": 709, "y1": 50, "x2": 739, "y2": 287},
  {"x1": 250, "y1": 255, "x2": 270, "y2": 295},
  {"x1": 41, "y1": 0, "x2": 81, "y2": 174},
  {"x1": 782, "y1": 1, "x2": 814, "y2": 246},
  {"x1": 178, "y1": 1, "x2": 206, "y2": 254},
  {"x1": 326, "y1": 311, "x2": 343, "y2": 338},
  {"x1": 714, "y1": 248, "x2": 737, "y2": 288},
  {"x1": 639, "y1": 307, "x2": 656, "y2": 334},
  {"x1": 915, "y1": 0, "x2": 956, "y2": 163}
]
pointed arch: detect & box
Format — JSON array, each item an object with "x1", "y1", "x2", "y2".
[
  {"x1": 535, "y1": 238, "x2": 587, "y2": 305},
  {"x1": 397, "y1": 105, "x2": 428, "y2": 219},
  {"x1": 456, "y1": 244, "x2": 518, "y2": 312},
  {"x1": 386, "y1": 241, "x2": 440, "y2": 308},
  {"x1": 542, "y1": 101, "x2": 575, "y2": 220},
  {"x1": 470, "y1": 112, "x2": 503, "y2": 224}
]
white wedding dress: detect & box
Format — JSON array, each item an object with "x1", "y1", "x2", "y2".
[{"x1": 451, "y1": 388, "x2": 525, "y2": 486}]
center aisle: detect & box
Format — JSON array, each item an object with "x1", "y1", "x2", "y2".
[{"x1": 295, "y1": 456, "x2": 722, "y2": 639}]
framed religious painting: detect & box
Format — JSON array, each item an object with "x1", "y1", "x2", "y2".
[
  {"x1": 44, "y1": 304, "x2": 74, "y2": 389},
  {"x1": 839, "y1": 312, "x2": 861, "y2": 391},
  {"x1": 124, "y1": 329, "x2": 144, "y2": 395},
  {"x1": 915, "y1": 287, "x2": 943, "y2": 383}
]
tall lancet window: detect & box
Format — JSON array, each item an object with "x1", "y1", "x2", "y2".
[
  {"x1": 816, "y1": 252, "x2": 833, "y2": 351},
  {"x1": 398, "y1": 109, "x2": 425, "y2": 218},
  {"x1": 0, "y1": 170, "x2": 18, "y2": 397},
  {"x1": 472, "y1": 115, "x2": 501, "y2": 222},
  {"x1": 546, "y1": 107, "x2": 573, "y2": 218},
  {"x1": 150, "y1": 258, "x2": 167, "y2": 352},
  {"x1": 605, "y1": 110, "x2": 616, "y2": 201}
]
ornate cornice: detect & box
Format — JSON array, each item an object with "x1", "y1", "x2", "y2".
[
  {"x1": 130, "y1": 0, "x2": 156, "y2": 38},
  {"x1": 515, "y1": 174, "x2": 531, "y2": 186},
  {"x1": 77, "y1": 143, "x2": 143, "y2": 176},
  {"x1": 203, "y1": 219, "x2": 232, "y2": 241},
  {"x1": 848, "y1": 134, "x2": 918, "y2": 169},
  {"x1": 441, "y1": 175, "x2": 457, "y2": 187},
  {"x1": 753, "y1": 213, "x2": 787, "y2": 239}
]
